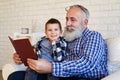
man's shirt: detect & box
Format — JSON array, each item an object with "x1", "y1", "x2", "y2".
[{"x1": 52, "y1": 28, "x2": 108, "y2": 79}]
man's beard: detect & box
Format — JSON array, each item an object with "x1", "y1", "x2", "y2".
[{"x1": 63, "y1": 24, "x2": 83, "y2": 42}]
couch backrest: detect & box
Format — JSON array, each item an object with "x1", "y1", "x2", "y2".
[{"x1": 105, "y1": 36, "x2": 120, "y2": 74}]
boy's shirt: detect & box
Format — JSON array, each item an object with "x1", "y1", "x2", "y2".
[{"x1": 36, "y1": 37, "x2": 67, "y2": 62}]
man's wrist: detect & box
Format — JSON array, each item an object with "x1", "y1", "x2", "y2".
[{"x1": 52, "y1": 62, "x2": 61, "y2": 76}]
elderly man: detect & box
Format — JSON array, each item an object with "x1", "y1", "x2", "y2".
[{"x1": 9, "y1": 4, "x2": 108, "y2": 80}]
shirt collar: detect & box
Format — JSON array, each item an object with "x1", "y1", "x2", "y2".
[{"x1": 82, "y1": 28, "x2": 90, "y2": 37}]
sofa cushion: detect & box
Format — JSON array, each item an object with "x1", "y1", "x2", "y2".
[
  {"x1": 102, "y1": 70, "x2": 120, "y2": 80},
  {"x1": 106, "y1": 36, "x2": 120, "y2": 74}
]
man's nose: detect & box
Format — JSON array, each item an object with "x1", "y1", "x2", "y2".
[{"x1": 66, "y1": 20, "x2": 71, "y2": 26}]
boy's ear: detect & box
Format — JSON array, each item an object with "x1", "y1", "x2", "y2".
[{"x1": 45, "y1": 31, "x2": 47, "y2": 37}]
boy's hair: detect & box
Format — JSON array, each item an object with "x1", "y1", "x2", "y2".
[{"x1": 45, "y1": 18, "x2": 62, "y2": 31}]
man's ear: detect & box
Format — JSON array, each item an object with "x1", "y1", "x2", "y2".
[{"x1": 84, "y1": 19, "x2": 88, "y2": 26}]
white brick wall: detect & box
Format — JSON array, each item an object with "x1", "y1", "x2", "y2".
[{"x1": 0, "y1": 0, "x2": 120, "y2": 69}]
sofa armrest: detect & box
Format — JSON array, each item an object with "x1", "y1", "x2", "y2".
[
  {"x1": 2, "y1": 63, "x2": 27, "y2": 80},
  {"x1": 102, "y1": 70, "x2": 120, "y2": 80}
]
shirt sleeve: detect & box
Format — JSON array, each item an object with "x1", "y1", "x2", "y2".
[{"x1": 52, "y1": 32, "x2": 106, "y2": 77}]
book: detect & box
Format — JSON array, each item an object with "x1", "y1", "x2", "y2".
[{"x1": 8, "y1": 36, "x2": 38, "y2": 66}]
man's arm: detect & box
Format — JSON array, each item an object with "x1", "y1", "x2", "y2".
[{"x1": 52, "y1": 33, "x2": 106, "y2": 77}]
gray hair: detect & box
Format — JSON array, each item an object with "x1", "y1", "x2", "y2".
[{"x1": 65, "y1": 4, "x2": 90, "y2": 20}]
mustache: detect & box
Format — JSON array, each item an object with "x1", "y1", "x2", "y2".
[
  {"x1": 63, "y1": 25, "x2": 83, "y2": 41},
  {"x1": 65, "y1": 26, "x2": 76, "y2": 31}
]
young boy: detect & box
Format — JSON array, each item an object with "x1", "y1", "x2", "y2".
[{"x1": 24, "y1": 18, "x2": 67, "y2": 80}]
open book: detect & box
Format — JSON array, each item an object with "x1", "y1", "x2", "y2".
[{"x1": 8, "y1": 36, "x2": 38, "y2": 66}]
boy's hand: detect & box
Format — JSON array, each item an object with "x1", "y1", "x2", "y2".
[{"x1": 13, "y1": 53, "x2": 22, "y2": 64}]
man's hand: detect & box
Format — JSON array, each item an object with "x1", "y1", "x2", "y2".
[
  {"x1": 13, "y1": 53, "x2": 22, "y2": 64},
  {"x1": 27, "y1": 58, "x2": 52, "y2": 74}
]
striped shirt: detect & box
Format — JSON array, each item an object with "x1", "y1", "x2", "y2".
[{"x1": 52, "y1": 28, "x2": 108, "y2": 79}]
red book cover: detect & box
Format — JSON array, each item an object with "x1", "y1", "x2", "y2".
[{"x1": 8, "y1": 36, "x2": 38, "y2": 66}]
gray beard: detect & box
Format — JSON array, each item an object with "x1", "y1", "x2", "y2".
[{"x1": 63, "y1": 25, "x2": 83, "y2": 42}]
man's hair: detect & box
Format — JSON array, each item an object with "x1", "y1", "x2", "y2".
[
  {"x1": 65, "y1": 4, "x2": 90, "y2": 20},
  {"x1": 45, "y1": 18, "x2": 62, "y2": 31}
]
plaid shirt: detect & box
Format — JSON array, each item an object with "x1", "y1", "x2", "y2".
[
  {"x1": 36, "y1": 37, "x2": 67, "y2": 62},
  {"x1": 52, "y1": 28, "x2": 108, "y2": 79},
  {"x1": 52, "y1": 37, "x2": 67, "y2": 62}
]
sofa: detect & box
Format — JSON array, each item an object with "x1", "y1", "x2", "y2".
[{"x1": 2, "y1": 35, "x2": 120, "y2": 80}]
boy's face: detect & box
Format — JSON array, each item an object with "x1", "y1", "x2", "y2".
[{"x1": 45, "y1": 23, "x2": 62, "y2": 42}]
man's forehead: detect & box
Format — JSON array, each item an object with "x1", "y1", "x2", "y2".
[
  {"x1": 67, "y1": 7, "x2": 82, "y2": 15},
  {"x1": 66, "y1": 9, "x2": 82, "y2": 19}
]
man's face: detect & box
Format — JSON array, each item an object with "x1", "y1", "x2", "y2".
[
  {"x1": 63, "y1": 7, "x2": 84, "y2": 41},
  {"x1": 66, "y1": 7, "x2": 83, "y2": 32}
]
